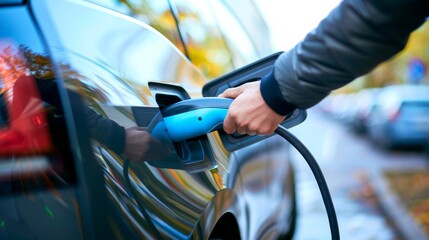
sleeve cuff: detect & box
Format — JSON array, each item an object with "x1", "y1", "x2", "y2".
[{"x1": 260, "y1": 71, "x2": 297, "y2": 116}]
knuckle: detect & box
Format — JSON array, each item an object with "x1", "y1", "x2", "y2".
[
  {"x1": 236, "y1": 119, "x2": 249, "y2": 130},
  {"x1": 248, "y1": 122, "x2": 259, "y2": 132},
  {"x1": 229, "y1": 110, "x2": 240, "y2": 122}
]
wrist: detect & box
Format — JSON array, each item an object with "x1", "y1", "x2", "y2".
[{"x1": 260, "y1": 71, "x2": 297, "y2": 116}]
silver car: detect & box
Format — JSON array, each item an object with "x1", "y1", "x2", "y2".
[{"x1": 367, "y1": 85, "x2": 429, "y2": 149}]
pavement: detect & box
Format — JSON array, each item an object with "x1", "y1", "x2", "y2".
[
  {"x1": 369, "y1": 168, "x2": 428, "y2": 240},
  {"x1": 289, "y1": 107, "x2": 429, "y2": 240}
]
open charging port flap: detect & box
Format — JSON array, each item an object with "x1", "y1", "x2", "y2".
[{"x1": 131, "y1": 82, "x2": 217, "y2": 173}]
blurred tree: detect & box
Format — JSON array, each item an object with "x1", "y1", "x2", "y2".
[
  {"x1": 175, "y1": 6, "x2": 233, "y2": 78},
  {"x1": 0, "y1": 46, "x2": 27, "y2": 94},
  {"x1": 362, "y1": 21, "x2": 429, "y2": 88},
  {"x1": 336, "y1": 21, "x2": 429, "y2": 95}
]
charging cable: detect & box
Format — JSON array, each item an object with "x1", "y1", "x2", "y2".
[{"x1": 275, "y1": 125, "x2": 340, "y2": 240}]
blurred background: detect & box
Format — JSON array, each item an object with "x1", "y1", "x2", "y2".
[{"x1": 255, "y1": 0, "x2": 429, "y2": 239}]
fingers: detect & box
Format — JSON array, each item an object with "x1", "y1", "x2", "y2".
[
  {"x1": 223, "y1": 104, "x2": 256, "y2": 135},
  {"x1": 223, "y1": 113, "x2": 257, "y2": 135},
  {"x1": 219, "y1": 81, "x2": 286, "y2": 136},
  {"x1": 223, "y1": 112, "x2": 237, "y2": 134},
  {"x1": 220, "y1": 82, "x2": 254, "y2": 134},
  {"x1": 223, "y1": 114, "x2": 257, "y2": 135},
  {"x1": 218, "y1": 85, "x2": 244, "y2": 99}
]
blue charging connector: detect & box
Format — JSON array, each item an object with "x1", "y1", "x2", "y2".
[{"x1": 161, "y1": 97, "x2": 232, "y2": 141}]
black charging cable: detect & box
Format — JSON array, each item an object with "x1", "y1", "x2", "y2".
[
  {"x1": 123, "y1": 159, "x2": 164, "y2": 239},
  {"x1": 275, "y1": 125, "x2": 340, "y2": 240}
]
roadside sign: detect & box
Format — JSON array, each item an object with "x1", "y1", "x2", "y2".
[{"x1": 408, "y1": 58, "x2": 426, "y2": 83}]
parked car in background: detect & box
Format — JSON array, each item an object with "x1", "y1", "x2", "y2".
[
  {"x1": 0, "y1": 0, "x2": 300, "y2": 239},
  {"x1": 350, "y1": 88, "x2": 380, "y2": 134},
  {"x1": 318, "y1": 93, "x2": 358, "y2": 124},
  {"x1": 367, "y1": 85, "x2": 429, "y2": 149},
  {"x1": 426, "y1": 134, "x2": 429, "y2": 159}
]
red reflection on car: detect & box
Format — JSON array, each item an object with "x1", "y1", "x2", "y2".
[{"x1": 0, "y1": 49, "x2": 52, "y2": 156}]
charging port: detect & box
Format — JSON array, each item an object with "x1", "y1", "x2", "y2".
[{"x1": 148, "y1": 82, "x2": 217, "y2": 172}]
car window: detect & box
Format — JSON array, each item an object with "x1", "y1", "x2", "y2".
[
  {"x1": 173, "y1": 0, "x2": 258, "y2": 79},
  {"x1": 173, "y1": 0, "x2": 233, "y2": 79},
  {"x1": 221, "y1": 0, "x2": 273, "y2": 56},
  {"x1": 400, "y1": 102, "x2": 429, "y2": 116},
  {"x1": 86, "y1": 0, "x2": 187, "y2": 55},
  {"x1": 0, "y1": 7, "x2": 76, "y2": 194},
  {"x1": 87, "y1": 0, "x2": 259, "y2": 80},
  {"x1": 205, "y1": 0, "x2": 258, "y2": 68}
]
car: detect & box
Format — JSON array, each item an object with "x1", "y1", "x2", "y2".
[
  {"x1": 0, "y1": 0, "x2": 304, "y2": 239},
  {"x1": 320, "y1": 93, "x2": 357, "y2": 122},
  {"x1": 350, "y1": 88, "x2": 380, "y2": 134},
  {"x1": 426, "y1": 134, "x2": 429, "y2": 159},
  {"x1": 367, "y1": 85, "x2": 429, "y2": 149}
]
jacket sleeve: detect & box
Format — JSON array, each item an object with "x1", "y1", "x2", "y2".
[
  {"x1": 36, "y1": 78, "x2": 126, "y2": 154},
  {"x1": 260, "y1": 0, "x2": 429, "y2": 115},
  {"x1": 83, "y1": 107, "x2": 126, "y2": 155}
]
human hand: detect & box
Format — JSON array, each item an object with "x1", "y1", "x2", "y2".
[
  {"x1": 219, "y1": 81, "x2": 285, "y2": 135},
  {"x1": 123, "y1": 126, "x2": 167, "y2": 162}
]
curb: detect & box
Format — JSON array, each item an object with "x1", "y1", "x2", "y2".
[{"x1": 368, "y1": 169, "x2": 427, "y2": 240}]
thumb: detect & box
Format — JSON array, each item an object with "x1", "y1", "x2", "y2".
[{"x1": 218, "y1": 86, "x2": 244, "y2": 99}]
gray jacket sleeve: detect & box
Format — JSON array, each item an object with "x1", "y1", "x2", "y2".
[{"x1": 260, "y1": 0, "x2": 429, "y2": 115}]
